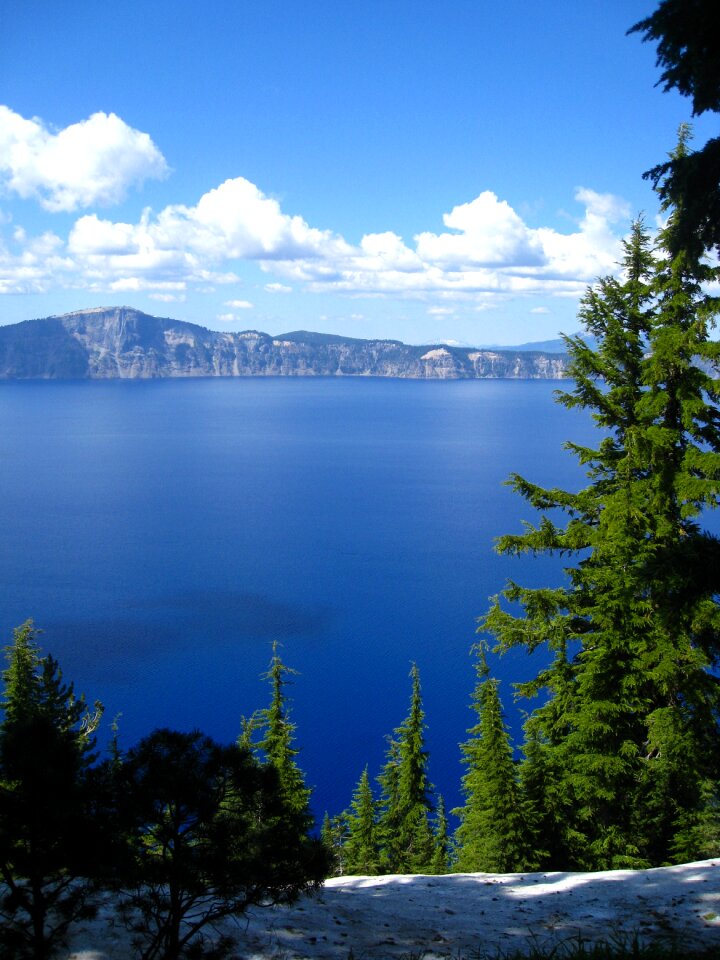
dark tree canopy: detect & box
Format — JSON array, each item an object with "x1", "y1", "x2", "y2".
[
  {"x1": 117, "y1": 728, "x2": 327, "y2": 960},
  {"x1": 630, "y1": 0, "x2": 720, "y2": 256},
  {"x1": 0, "y1": 622, "x2": 109, "y2": 960},
  {"x1": 630, "y1": 0, "x2": 720, "y2": 114}
]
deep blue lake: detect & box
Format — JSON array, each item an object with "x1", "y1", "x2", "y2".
[{"x1": 0, "y1": 377, "x2": 602, "y2": 819}]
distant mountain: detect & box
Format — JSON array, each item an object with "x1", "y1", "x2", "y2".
[
  {"x1": 0, "y1": 307, "x2": 570, "y2": 380},
  {"x1": 479, "y1": 333, "x2": 597, "y2": 353},
  {"x1": 510, "y1": 335, "x2": 569, "y2": 352}
]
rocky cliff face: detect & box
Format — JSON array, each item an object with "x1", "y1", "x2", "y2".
[{"x1": 0, "y1": 307, "x2": 569, "y2": 380}]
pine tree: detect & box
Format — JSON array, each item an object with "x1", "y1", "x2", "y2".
[
  {"x1": 430, "y1": 795, "x2": 450, "y2": 874},
  {"x1": 0, "y1": 621, "x2": 108, "y2": 960},
  {"x1": 627, "y1": 130, "x2": 720, "y2": 861},
  {"x1": 320, "y1": 812, "x2": 348, "y2": 877},
  {"x1": 377, "y1": 664, "x2": 435, "y2": 873},
  {"x1": 344, "y1": 767, "x2": 380, "y2": 875},
  {"x1": 481, "y1": 207, "x2": 720, "y2": 869},
  {"x1": 630, "y1": 0, "x2": 720, "y2": 259},
  {"x1": 454, "y1": 645, "x2": 528, "y2": 873},
  {"x1": 117, "y1": 729, "x2": 327, "y2": 960},
  {"x1": 376, "y1": 735, "x2": 401, "y2": 871},
  {"x1": 255, "y1": 642, "x2": 312, "y2": 819}
]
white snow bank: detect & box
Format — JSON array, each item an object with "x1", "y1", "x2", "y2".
[{"x1": 66, "y1": 859, "x2": 720, "y2": 959}]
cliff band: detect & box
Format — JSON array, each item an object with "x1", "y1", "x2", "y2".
[{"x1": 0, "y1": 307, "x2": 569, "y2": 380}]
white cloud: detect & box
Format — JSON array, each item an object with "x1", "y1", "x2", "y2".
[
  {"x1": 149, "y1": 292, "x2": 186, "y2": 303},
  {"x1": 262, "y1": 187, "x2": 629, "y2": 300},
  {"x1": 223, "y1": 299, "x2": 253, "y2": 309},
  {"x1": 534, "y1": 188, "x2": 630, "y2": 281},
  {"x1": 69, "y1": 215, "x2": 140, "y2": 255},
  {"x1": 0, "y1": 106, "x2": 168, "y2": 212},
  {"x1": 109, "y1": 278, "x2": 186, "y2": 293},
  {"x1": 0, "y1": 166, "x2": 633, "y2": 310},
  {"x1": 0, "y1": 225, "x2": 72, "y2": 294},
  {"x1": 151, "y1": 178, "x2": 350, "y2": 261},
  {"x1": 415, "y1": 192, "x2": 543, "y2": 268},
  {"x1": 530, "y1": 306, "x2": 551, "y2": 314}
]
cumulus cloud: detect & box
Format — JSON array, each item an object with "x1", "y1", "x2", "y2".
[
  {"x1": 223, "y1": 299, "x2": 253, "y2": 309},
  {"x1": 60, "y1": 177, "x2": 350, "y2": 294},
  {"x1": 262, "y1": 186, "x2": 630, "y2": 300},
  {"x1": 0, "y1": 106, "x2": 168, "y2": 212},
  {"x1": 534, "y1": 188, "x2": 630, "y2": 281},
  {"x1": 0, "y1": 167, "x2": 632, "y2": 307},
  {"x1": 0, "y1": 225, "x2": 72, "y2": 294},
  {"x1": 151, "y1": 178, "x2": 350, "y2": 261},
  {"x1": 416, "y1": 192, "x2": 543, "y2": 267},
  {"x1": 150, "y1": 292, "x2": 186, "y2": 303}
]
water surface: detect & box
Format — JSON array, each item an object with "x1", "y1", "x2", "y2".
[{"x1": 0, "y1": 377, "x2": 602, "y2": 816}]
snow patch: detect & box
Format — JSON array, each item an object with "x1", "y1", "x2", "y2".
[
  {"x1": 420, "y1": 348, "x2": 451, "y2": 361},
  {"x1": 63, "y1": 859, "x2": 720, "y2": 959}
]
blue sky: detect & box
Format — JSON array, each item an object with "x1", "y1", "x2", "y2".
[{"x1": 0, "y1": 0, "x2": 713, "y2": 345}]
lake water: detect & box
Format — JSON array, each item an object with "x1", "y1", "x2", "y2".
[{"x1": 0, "y1": 377, "x2": 602, "y2": 818}]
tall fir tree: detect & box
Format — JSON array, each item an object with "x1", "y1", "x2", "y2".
[
  {"x1": 344, "y1": 767, "x2": 380, "y2": 875},
  {"x1": 430, "y1": 795, "x2": 450, "y2": 875},
  {"x1": 377, "y1": 664, "x2": 435, "y2": 873},
  {"x1": 630, "y1": 0, "x2": 720, "y2": 259},
  {"x1": 481, "y1": 204, "x2": 720, "y2": 869},
  {"x1": 0, "y1": 622, "x2": 108, "y2": 960},
  {"x1": 454, "y1": 645, "x2": 528, "y2": 873},
  {"x1": 376, "y1": 735, "x2": 401, "y2": 870},
  {"x1": 254, "y1": 642, "x2": 312, "y2": 820}
]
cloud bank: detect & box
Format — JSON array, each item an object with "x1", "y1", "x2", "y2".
[{"x1": 0, "y1": 107, "x2": 631, "y2": 306}]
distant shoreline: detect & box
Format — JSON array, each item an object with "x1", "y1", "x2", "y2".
[{"x1": 0, "y1": 306, "x2": 570, "y2": 381}]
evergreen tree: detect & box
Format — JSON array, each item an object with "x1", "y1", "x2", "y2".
[
  {"x1": 0, "y1": 622, "x2": 108, "y2": 960},
  {"x1": 377, "y1": 664, "x2": 435, "y2": 873},
  {"x1": 376, "y1": 735, "x2": 402, "y2": 870},
  {"x1": 255, "y1": 642, "x2": 312, "y2": 818},
  {"x1": 517, "y1": 726, "x2": 579, "y2": 871},
  {"x1": 454, "y1": 646, "x2": 528, "y2": 873},
  {"x1": 430, "y1": 794, "x2": 450, "y2": 875},
  {"x1": 320, "y1": 811, "x2": 348, "y2": 877},
  {"x1": 630, "y1": 0, "x2": 720, "y2": 258},
  {"x1": 344, "y1": 767, "x2": 380, "y2": 875},
  {"x1": 117, "y1": 729, "x2": 327, "y2": 960},
  {"x1": 481, "y1": 210, "x2": 720, "y2": 869}
]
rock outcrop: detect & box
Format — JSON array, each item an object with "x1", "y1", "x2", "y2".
[{"x1": 0, "y1": 307, "x2": 569, "y2": 380}]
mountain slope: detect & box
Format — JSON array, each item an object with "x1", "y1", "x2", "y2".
[{"x1": 0, "y1": 307, "x2": 570, "y2": 380}]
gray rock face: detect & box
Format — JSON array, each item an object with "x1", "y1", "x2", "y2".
[{"x1": 0, "y1": 307, "x2": 569, "y2": 380}]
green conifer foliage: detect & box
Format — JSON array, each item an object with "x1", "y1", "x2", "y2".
[
  {"x1": 377, "y1": 664, "x2": 435, "y2": 873},
  {"x1": 454, "y1": 646, "x2": 528, "y2": 873},
  {"x1": 117, "y1": 729, "x2": 327, "y2": 960},
  {"x1": 0, "y1": 622, "x2": 107, "y2": 960},
  {"x1": 376, "y1": 735, "x2": 402, "y2": 870},
  {"x1": 256, "y1": 643, "x2": 312, "y2": 819},
  {"x1": 344, "y1": 767, "x2": 380, "y2": 875},
  {"x1": 430, "y1": 795, "x2": 450, "y2": 874},
  {"x1": 630, "y1": 0, "x2": 720, "y2": 258},
  {"x1": 320, "y1": 811, "x2": 348, "y2": 876},
  {"x1": 481, "y1": 208, "x2": 720, "y2": 870}
]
